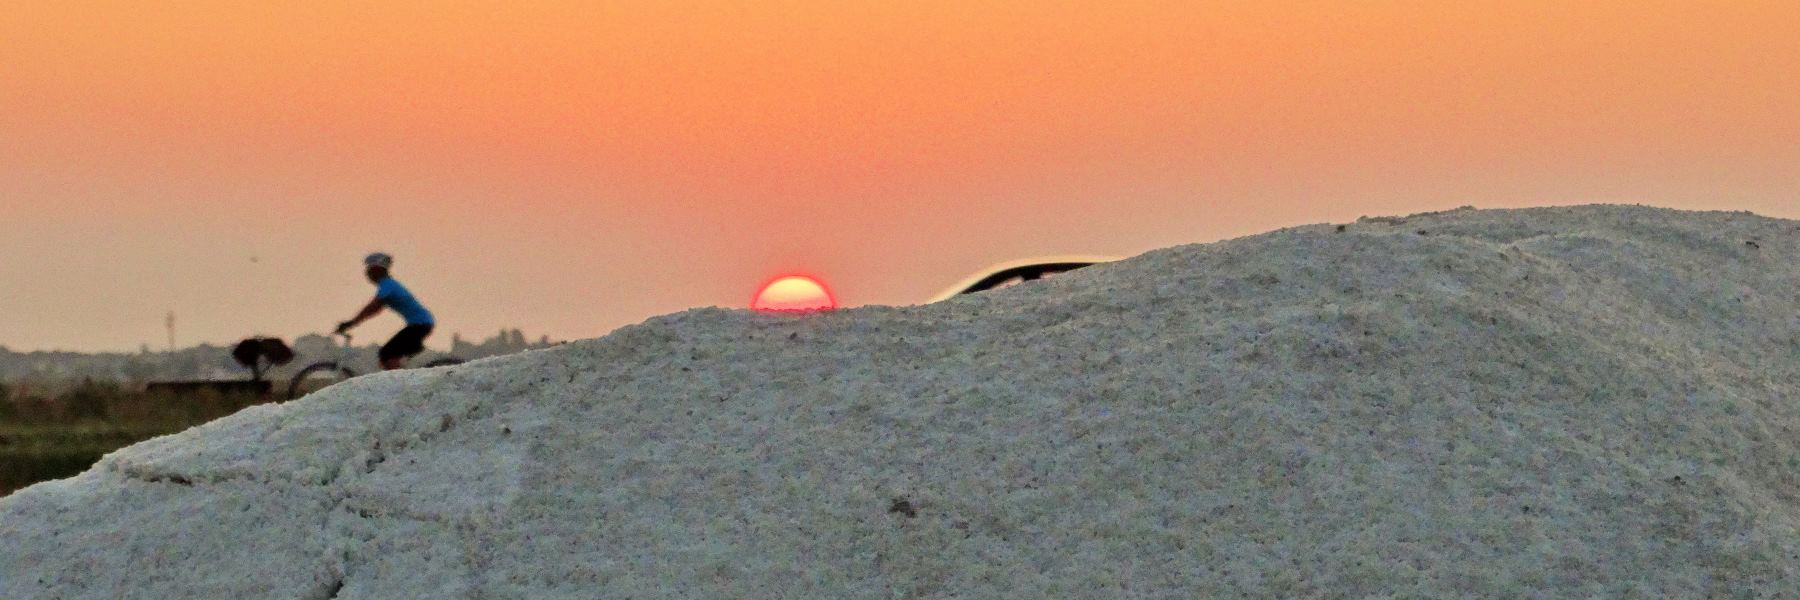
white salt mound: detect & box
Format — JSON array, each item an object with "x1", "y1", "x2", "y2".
[{"x1": 4, "y1": 205, "x2": 1799, "y2": 597}]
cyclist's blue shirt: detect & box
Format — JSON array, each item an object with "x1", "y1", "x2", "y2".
[{"x1": 376, "y1": 277, "x2": 435, "y2": 326}]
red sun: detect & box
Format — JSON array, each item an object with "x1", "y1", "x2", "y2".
[{"x1": 753, "y1": 275, "x2": 837, "y2": 312}]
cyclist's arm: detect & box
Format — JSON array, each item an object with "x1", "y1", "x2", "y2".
[{"x1": 341, "y1": 298, "x2": 385, "y2": 330}]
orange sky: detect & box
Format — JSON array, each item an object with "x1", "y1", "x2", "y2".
[{"x1": 3, "y1": 1, "x2": 1797, "y2": 352}]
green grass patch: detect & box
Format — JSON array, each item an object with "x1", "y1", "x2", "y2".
[{"x1": 0, "y1": 382, "x2": 275, "y2": 496}]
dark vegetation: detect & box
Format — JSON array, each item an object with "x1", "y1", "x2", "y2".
[
  {"x1": 0, "y1": 380, "x2": 271, "y2": 496},
  {"x1": 0, "y1": 329, "x2": 556, "y2": 497},
  {"x1": 0, "y1": 328, "x2": 553, "y2": 391}
]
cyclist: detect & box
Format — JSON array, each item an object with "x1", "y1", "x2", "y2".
[{"x1": 336, "y1": 252, "x2": 436, "y2": 370}]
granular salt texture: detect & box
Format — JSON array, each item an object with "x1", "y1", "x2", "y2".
[{"x1": 4, "y1": 205, "x2": 1798, "y2": 597}]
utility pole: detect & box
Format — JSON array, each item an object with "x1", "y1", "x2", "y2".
[{"x1": 166, "y1": 311, "x2": 176, "y2": 352}]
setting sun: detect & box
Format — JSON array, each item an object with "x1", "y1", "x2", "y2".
[{"x1": 752, "y1": 276, "x2": 836, "y2": 312}]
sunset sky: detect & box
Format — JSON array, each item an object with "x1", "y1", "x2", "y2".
[{"x1": 3, "y1": 1, "x2": 1797, "y2": 352}]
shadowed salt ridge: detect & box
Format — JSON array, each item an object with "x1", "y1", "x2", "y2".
[{"x1": 3, "y1": 205, "x2": 1797, "y2": 597}]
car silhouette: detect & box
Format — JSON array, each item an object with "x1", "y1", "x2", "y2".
[{"x1": 928, "y1": 255, "x2": 1118, "y2": 302}]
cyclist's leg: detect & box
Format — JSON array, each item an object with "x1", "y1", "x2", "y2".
[{"x1": 379, "y1": 325, "x2": 433, "y2": 370}]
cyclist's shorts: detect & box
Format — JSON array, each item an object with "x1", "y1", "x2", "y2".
[{"x1": 380, "y1": 324, "x2": 434, "y2": 361}]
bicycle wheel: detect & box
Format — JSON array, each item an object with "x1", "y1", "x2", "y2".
[
  {"x1": 288, "y1": 362, "x2": 357, "y2": 400},
  {"x1": 423, "y1": 357, "x2": 465, "y2": 368}
]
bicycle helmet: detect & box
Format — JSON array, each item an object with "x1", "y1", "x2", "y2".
[{"x1": 364, "y1": 252, "x2": 394, "y2": 269}]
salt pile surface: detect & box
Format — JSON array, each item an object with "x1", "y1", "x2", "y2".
[{"x1": 4, "y1": 205, "x2": 1798, "y2": 597}]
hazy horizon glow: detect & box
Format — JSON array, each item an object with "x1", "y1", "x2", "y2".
[{"x1": 3, "y1": 2, "x2": 1797, "y2": 351}]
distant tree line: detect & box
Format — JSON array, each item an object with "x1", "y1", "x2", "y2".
[{"x1": 0, "y1": 329, "x2": 558, "y2": 393}]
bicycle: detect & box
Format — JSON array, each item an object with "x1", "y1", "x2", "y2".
[{"x1": 287, "y1": 332, "x2": 464, "y2": 400}]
